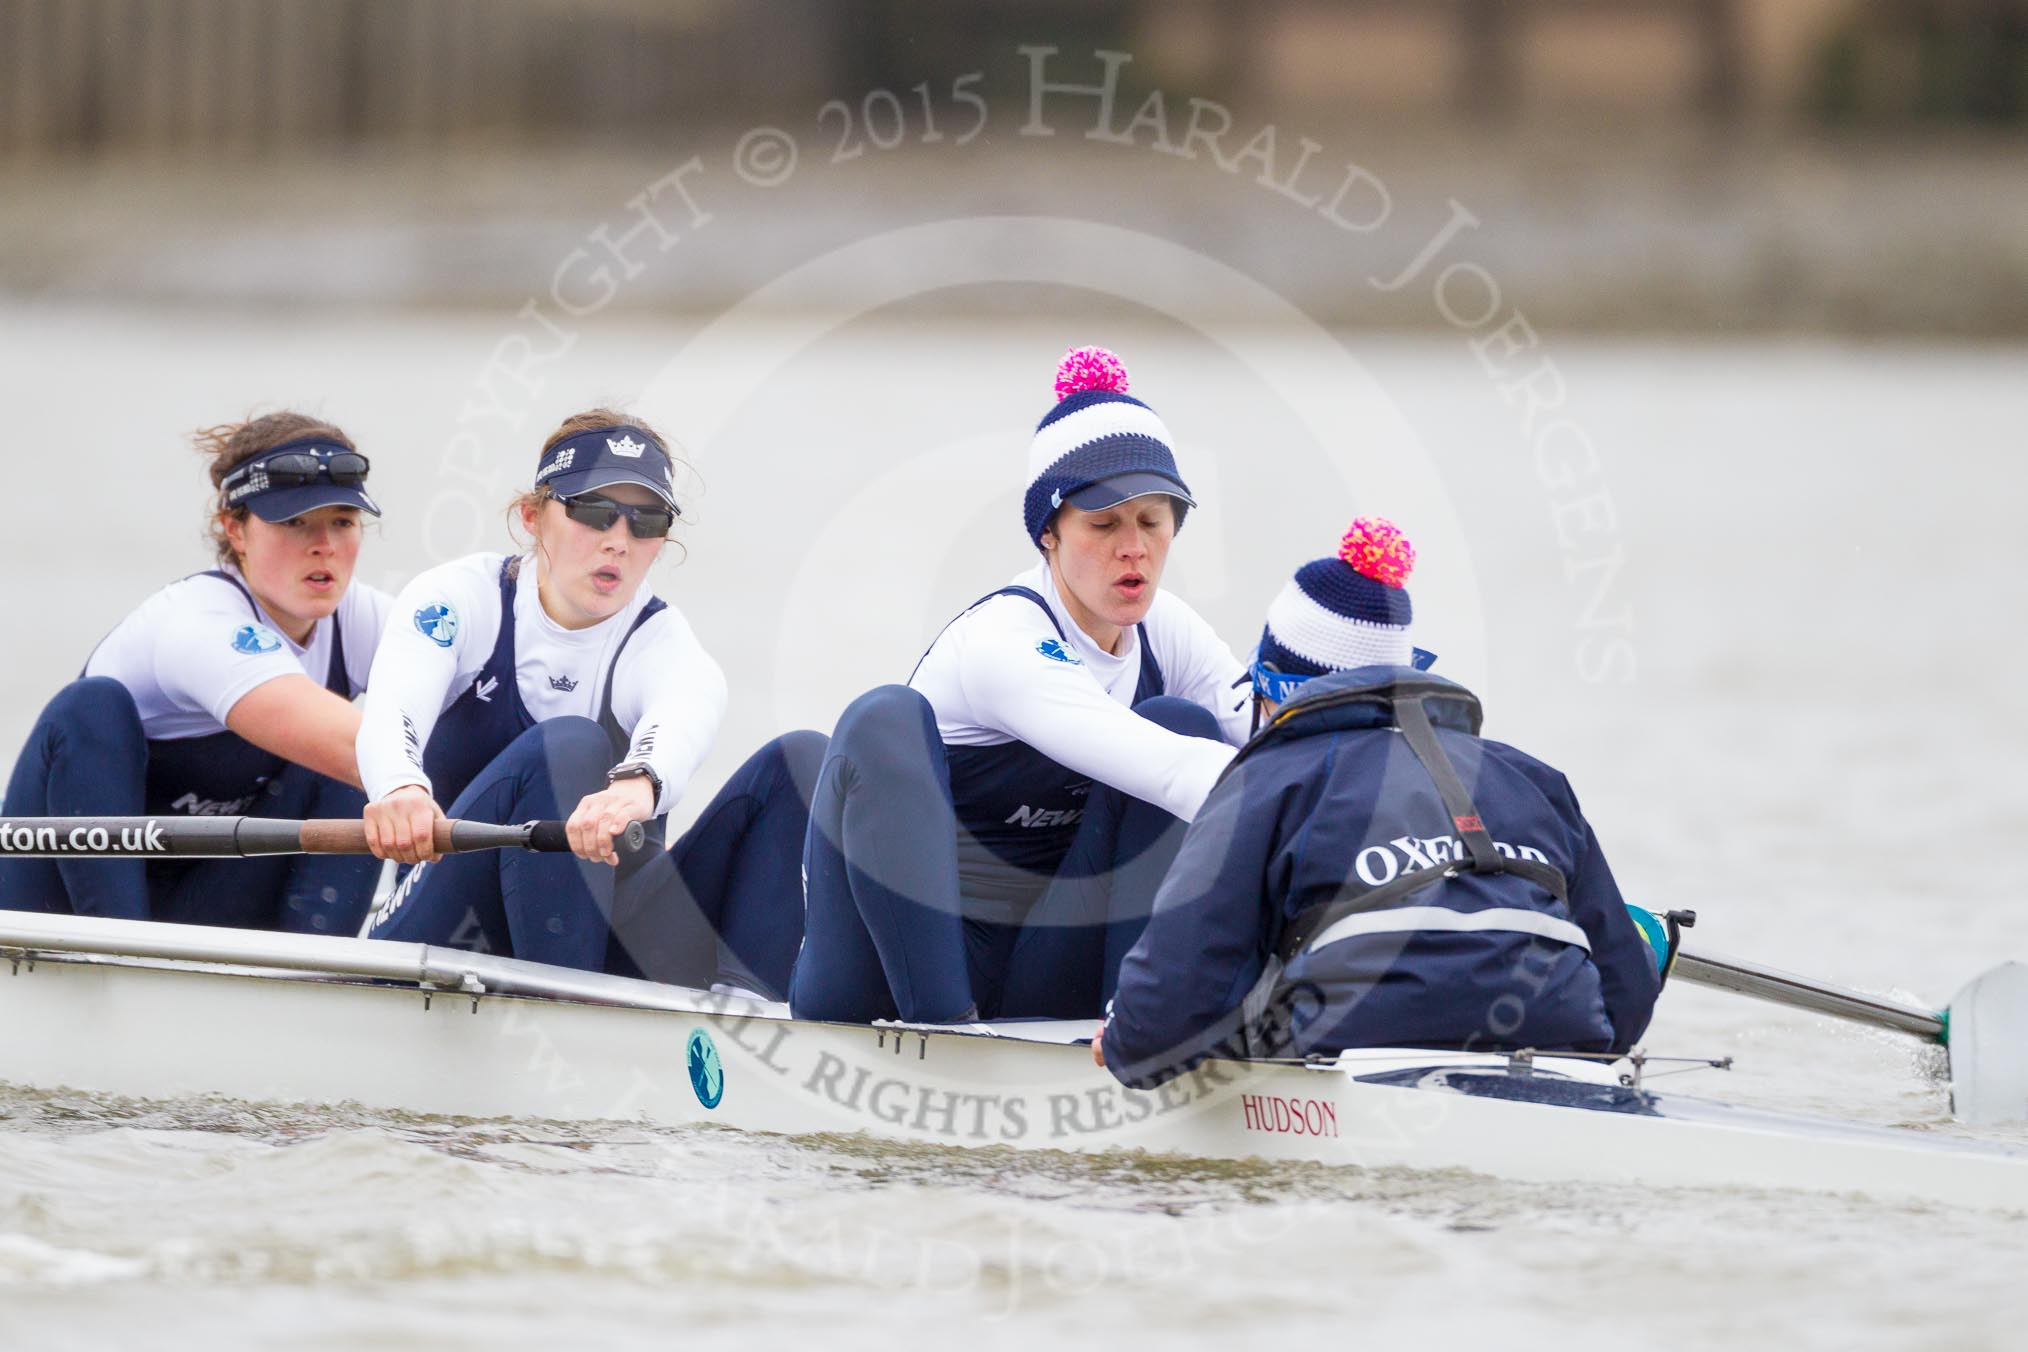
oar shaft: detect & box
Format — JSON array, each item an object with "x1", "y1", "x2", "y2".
[
  {"x1": 1675, "y1": 946, "x2": 1945, "y2": 1041},
  {"x1": 0, "y1": 817, "x2": 638, "y2": 860},
  {"x1": 0, "y1": 816, "x2": 251, "y2": 858}
]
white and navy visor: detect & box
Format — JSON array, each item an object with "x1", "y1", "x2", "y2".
[
  {"x1": 1058, "y1": 470, "x2": 1197, "y2": 513},
  {"x1": 533, "y1": 425, "x2": 679, "y2": 510},
  {"x1": 221, "y1": 439, "x2": 381, "y2": 523}
]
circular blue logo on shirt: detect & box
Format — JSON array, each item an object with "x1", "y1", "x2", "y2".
[
  {"x1": 686, "y1": 1028, "x2": 724, "y2": 1110},
  {"x1": 413, "y1": 603, "x2": 459, "y2": 648},
  {"x1": 1035, "y1": 637, "x2": 1081, "y2": 665},
  {"x1": 230, "y1": 623, "x2": 283, "y2": 655}
]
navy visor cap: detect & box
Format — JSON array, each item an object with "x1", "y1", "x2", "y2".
[
  {"x1": 1059, "y1": 470, "x2": 1196, "y2": 514},
  {"x1": 223, "y1": 440, "x2": 382, "y2": 523},
  {"x1": 534, "y1": 425, "x2": 679, "y2": 508}
]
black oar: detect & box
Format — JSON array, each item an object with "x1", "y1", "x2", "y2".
[
  {"x1": 0, "y1": 815, "x2": 648, "y2": 859},
  {"x1": 1648, "y1": 912, "x2": 2028, "y2": 1125}
]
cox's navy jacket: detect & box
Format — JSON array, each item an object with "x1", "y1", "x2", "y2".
[{"x1": 1104, "y1": 667, "x2": 1660, "y2": 1089}]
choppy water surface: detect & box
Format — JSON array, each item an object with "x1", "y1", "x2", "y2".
[
  {"x1": 1, "y1": 309, "x2": 2024, "y2": 1347},
  {"x1": 0, "y1": 1085, "x2": 2021, "y2": 1351}
]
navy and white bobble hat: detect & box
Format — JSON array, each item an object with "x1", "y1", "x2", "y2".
[
  {"x1": 1259, "y1": 517, "x2": 1418, "y2": 674},
  {"x1": 1023, "y1": 346, "x2": 1195, "y2": 548}
]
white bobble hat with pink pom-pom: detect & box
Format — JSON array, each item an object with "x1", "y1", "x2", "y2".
[{"x1": 1023, "y1": 346, "x2": 1195, "y2": 549}]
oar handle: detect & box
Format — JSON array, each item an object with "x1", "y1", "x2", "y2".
[
  {"x1": 301, "y1": 819, "x2": 649, "y2": 857},
  {"x1": 295, "y1": 819, "x2": 514, "y2": 854}
]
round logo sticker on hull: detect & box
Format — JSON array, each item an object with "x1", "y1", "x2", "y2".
[{"x1": 686, "y1": 1027, "x2": 724, "y2": 1110}]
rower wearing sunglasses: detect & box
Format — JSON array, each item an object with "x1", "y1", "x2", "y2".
[
  {"x1": 0, "y1": 412, "x2": 390, "y2": 932},
  {"x1": 357, "y1": 410, "x2": 823, "y2": 994},
  {"x1": 789, "y1": 347, "x2": 1251, "y2": 1026}
]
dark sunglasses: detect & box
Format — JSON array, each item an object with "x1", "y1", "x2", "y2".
[
  {"x1": 555, "y1": 491, "x2": 677, "y2": 539},
  {"x1": 222, "y1": 449, "x2": 371, "y2": 503}
]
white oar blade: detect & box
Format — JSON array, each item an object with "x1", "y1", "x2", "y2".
[{"x1": 1949, "y1": 962, "x2": 2028, "y2": 1125}]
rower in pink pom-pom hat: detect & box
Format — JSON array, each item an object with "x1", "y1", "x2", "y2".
[{"x1": 1022, "y1": 345, "x2": 1196, "y2": 551}]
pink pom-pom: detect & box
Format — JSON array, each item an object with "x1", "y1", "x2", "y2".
[
  {"x1": 1339, "y1": 517, "x2": 1415, "y2": 588},
  {"x1": 1054, "y1": 345, "x2": 1131, "y2": 401}
]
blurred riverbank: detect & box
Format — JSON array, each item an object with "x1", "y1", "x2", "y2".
[{"x1": 6, "y1": 129, "x2": 2027, "y2": 336}]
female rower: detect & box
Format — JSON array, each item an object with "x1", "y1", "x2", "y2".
[
  {"x1": 789, "y1": 347, "x2": 1252, "y2": 1025},
  {"x1": 0, "y1": 412, "x2": 390, "y2": 931},
  {"x1": 358, "y1": 410, "x2": 821, "y2": 995}
]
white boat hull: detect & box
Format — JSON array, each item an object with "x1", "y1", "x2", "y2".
[{"x1": 3, "y1": 912, "x2": 2026, "y2": 1212}]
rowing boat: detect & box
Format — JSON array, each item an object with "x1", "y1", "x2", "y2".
[{"x1": 2, "y1": 910, "x2": 2024, "y2": 1212}]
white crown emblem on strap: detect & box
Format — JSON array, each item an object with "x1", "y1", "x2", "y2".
[{"x1": 607, "y1": 434, "x2": 646, "y2": 459}]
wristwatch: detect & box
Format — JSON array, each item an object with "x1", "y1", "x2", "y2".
[{"x1": 606, "y1": 761, "x2": 663, "y2": 805}]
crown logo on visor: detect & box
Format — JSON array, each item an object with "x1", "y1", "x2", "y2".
[{"x1": 607, "y1": 434, "x2": 646, "y2": 459}]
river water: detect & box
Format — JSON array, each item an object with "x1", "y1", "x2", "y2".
[{"x1": 0, "y1": 305, "x2": 2023, "y2": 1347}]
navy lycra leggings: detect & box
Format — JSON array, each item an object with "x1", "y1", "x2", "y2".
[
  {"x1": 789, "y1": 685, "x2": 1217, "y2": 1024},
  {"x1": 370, "y1": 717, "x2": 825, "y2": 996},
  {"x1": 0, "y1": 677, "x2": 377, "y2": 933},
  {"x1": 612, "y1": 728, "x2": 827, "y2": 997}
]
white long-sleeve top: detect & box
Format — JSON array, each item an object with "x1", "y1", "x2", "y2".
[
  {"x1": 908, "y1": 562, "x2": 1249, "y2": 822},
  {"x1": 355, "y1": 552, "x2": 726, "y2": 816},
  {"x1": 85, "y1": 566, "x2": 390, "y2": 739}
]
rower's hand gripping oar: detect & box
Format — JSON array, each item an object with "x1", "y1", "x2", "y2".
[
  {"x1": 1635, "y1": 905, "x2": 2028, "y2": 1126},
  {"x1": 0, "y1": 815, "x2": 650, "y2": 861}
]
